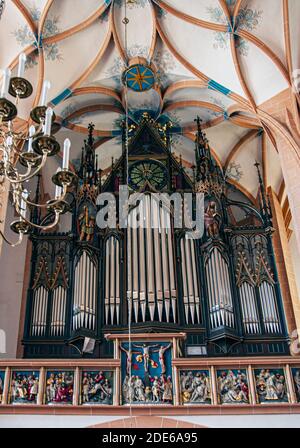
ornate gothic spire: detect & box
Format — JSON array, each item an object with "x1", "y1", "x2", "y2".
[{"x1": 194, "y1": 116, "x2": 224, "y2": 197}]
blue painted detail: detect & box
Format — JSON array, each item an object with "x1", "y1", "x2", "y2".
[
  {"x1": 112, "y1": 130, "x2": 122, "y2": 136},
  {"x1": 51, "y1": 88, "x2": 73, "y2": 106},
  {"x1": 223, "y1": 111, "x2": 229, "y2": 120},
  {"x1": 104, "y1": 0, "x2": 111, "y2": 4},
  {"x1": 124, "y1": 64, "x2": 155, "y2": 92},
  {"x1": 208, "y1": 80, "x2": 231, "y2": 96}
]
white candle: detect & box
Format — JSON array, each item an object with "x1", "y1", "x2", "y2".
[
  {"x1": 28, "y1": 125, "x2": 35, "y2": 153},
  {"x1": 6, "y1": 135, "x2": 13, "y2": 147},
  {"x1": 40, "y1": 80, "x2": 51, "y2": 107},
  {"x1": 20, "y1": 190, "x2": 29, "y2": 218},
  {"x1": 17, "y1": 53, "x2": 27, "y2": 78},
  {"x1": 44, "y1": 107, "x2": 53, "y2": 136},
  {"x1": 55, "y1": 168, "x2": 62, "y2": 199},
  {"x1": 62, "y1": 138, "x2": 71, "y2": 169},
  {"x1": 1, "y1": 68, "x2": 11, "y2": 98}
]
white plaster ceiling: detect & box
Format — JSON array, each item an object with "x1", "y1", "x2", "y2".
[{"x1": 1, "y1": 0, "x2": 297, "y2": 203}]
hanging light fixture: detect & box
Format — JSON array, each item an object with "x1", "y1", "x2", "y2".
[{"x1": 0, "y1": 53, "x2": 77, "y2": 246}]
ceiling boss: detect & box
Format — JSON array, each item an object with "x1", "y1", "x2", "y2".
[{"x1": 0, "y1": 53, "x2": 76, "y2": 247}]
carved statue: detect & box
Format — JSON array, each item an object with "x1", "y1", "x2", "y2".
[
  {"x1": 120, "y1": 346, "x2": 138, "y2": 375},
  {"x1": 10, "y1": 372, "x2": 39, "y2": 404},
  {"x1": 294, "y1": 370, "x2": 300, "y2": 400},
  {"x1": 81, "y1": 371, "x2": 112, "y2": 404},
  {"x1": 78, "y1": 205, "x2": 95, "y2": 242},
  {"x1": 45, "y1": 371, "x2": 73, "y2": 404},
  {"x1": 217, "y1": 370, "x2": 249, "y2": 404},
  {"x1": 132, "y1": 344, "x2": 156, "y2": 373},
  {"x1": 204, "y1": 201, "x2": 221, "y2": 238},
  {"x1": 152, "y1": 343, "x2": 172, "y2": 374},
  {"x1": 180, "y1": 371, "x2": 210, "y2": 404},
  {"x1": 255, "y1": 369, "x2": 287, "y2": 403}
]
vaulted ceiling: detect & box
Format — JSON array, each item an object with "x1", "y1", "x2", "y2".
[{"x1": 1, "y1": 0, "x2": 299, "y2": 205}]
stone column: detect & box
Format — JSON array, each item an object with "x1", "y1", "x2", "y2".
[
  {"x1": 285, "y1": 364, "x2": 297, "y2": 404},
  {"x1": 247, "y1": 365, "x2": 257, "y2": 405},
  {"x1": 268, "y1": 187, "x2": 300, "y2": 339},
  {"x1": 37, "y1": 367, "x2": 45, "y2": 405},
  {"x1": 210, "y1": 366, "x2": 218, "y2": 405},
  {"x1": 114, "y1": 367, "x2": 120, "y2": 406},
  {"x1": 73, "y1": 367, "x2": 80, "y2": 406},
  {"x1": 2, "y1": 366, "x2": 10, "y2": 405}
]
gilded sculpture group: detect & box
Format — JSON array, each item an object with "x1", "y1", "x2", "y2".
[{"x1": 1, "y1": 368, "x2": 300, "y2": 405}]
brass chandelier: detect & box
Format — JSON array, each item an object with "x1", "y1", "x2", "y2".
[{"x1": 0, "y1": 53, "x2": 76, "y2": 247}]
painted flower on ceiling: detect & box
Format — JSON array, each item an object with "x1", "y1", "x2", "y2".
[
  {"x1": 207, "y1": 4, "x2": 263, "y2": 56},
  {"x1": 12, "y1": 5, "x2": 62, "y2": 68}
]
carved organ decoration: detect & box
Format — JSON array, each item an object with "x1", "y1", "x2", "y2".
[
  {"x1": 232, "y1": 235, "x2": 260, "y2": 335},
  {"x1": 31, "y1": 256, "x2": 51, "y2": 337},
  {"x1": 50, "y1": 256, "x2": 68, "y2": 337},
  {"x1": 23, "y1": 116, "x2": 289, "y2": 358}
]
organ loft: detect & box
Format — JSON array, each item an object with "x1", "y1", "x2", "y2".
[
  {"x1": 22, "y1": 115, "x2": 289, "y2": 359},
  {"x1": 1, "y1": 0, "x2": 300, "y2": 429}
]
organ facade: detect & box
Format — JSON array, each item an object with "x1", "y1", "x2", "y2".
[{"x1": 22, "y1": 115, "x2": 289, "y2": 359}]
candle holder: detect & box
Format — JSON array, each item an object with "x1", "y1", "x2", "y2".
[
  {"x1": 10, "y1": 219, "x2": 31, "y2": 235},
  {"x1": 0, "y1": 97, "x2": 17, "y2": 122},
  {"x1": 9, "y1": 77, "x2": 33, "y2": 99},
  {"x1": 52, "y1": 168, "x2": 77, "y2": 188},
  {"x1": 19, "y1": 151, "x2": 41, "y2": 168},
  {"x1": 30, "y1": 106, "x2": 56, "y2": 124},
  {"x1": 32, "y1": 135, "x2": 60, "y2": 157},
  {"x1": 46, "y1": 199, "x2": 70, "y2": 215}
]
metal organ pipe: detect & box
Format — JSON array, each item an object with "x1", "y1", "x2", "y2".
[
  {"x1": 125, "y1": 196, "x2": 177, "y2": 324},
  {"x1": 180, "y1": 236, "x2": 201, "y2": 325},
  {"x1": 105, "y1": 235, "x2": 120, "y2": 326},
  {"x1": 259, "y1": 281, "x2": 280, "y2": 333},
  {"x1": 31, "y1": 286, "x2": 48, "y2": 336},
  {"x1": 50, "y1": 286, "x2": 67, "y2": 336},
  {"x1": 72, "y1": 251, "x2": 96, "y2": 331},
  {"x1": 205, "y1": 248, "x2": 234, "y2": 329}
]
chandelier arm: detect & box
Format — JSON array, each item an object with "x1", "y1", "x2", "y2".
[
  {"x1": 24, "y1": 185, "x2": 68, "y2": 209},
  {"x1": 5, "y1": 153, "x2": 47, "y2": 184},
  {"x1": 0, "y1": 229, "x2": 23, "y2": 247},
  {"x1": 15, "y1": 207, "x2": 60, "y2": 230}
]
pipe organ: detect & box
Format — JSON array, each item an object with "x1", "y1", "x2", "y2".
[
  {"x1": 23, "y1": 117, "x2": 289, "y2": 358},
  {"x1": 72, "y1": 251, "x2": 97, "y2": 332},
  {"x1": 127, "y1": 196, "x2": 177, "y2": 324}
]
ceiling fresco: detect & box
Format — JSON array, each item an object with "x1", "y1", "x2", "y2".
[{"x1": 1, "y1": 0, "x2": 298, "y2": 204}]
